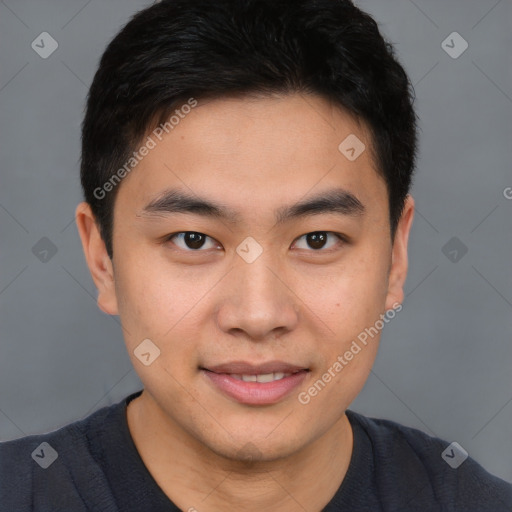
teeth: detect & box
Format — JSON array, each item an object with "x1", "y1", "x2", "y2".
[
  {"x1": 231, "y1": 372, "x2": 291, "y2": 382},
  {"x1": 255, "y1": 373, "x2": 274, "y2": 383}
]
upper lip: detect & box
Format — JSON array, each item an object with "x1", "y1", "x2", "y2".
[{"x1": 202, "y1": 361, "x2": 308, "y2": 375}]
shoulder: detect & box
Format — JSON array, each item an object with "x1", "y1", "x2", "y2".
[
  {"x1": 0, "y1": 401, "x2": 120, "y2": 512},
  {"x1": 346, "y1": 410, "x2": 512, "y2": 511}
]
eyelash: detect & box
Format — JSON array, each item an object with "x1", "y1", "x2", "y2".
[{"x1": 164, "y1": 231, "x2": 347, "y2": 253}]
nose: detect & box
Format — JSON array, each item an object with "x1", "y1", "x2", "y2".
[{"x1": 215, "y1": 253, "x2": 300, "y2": 342}]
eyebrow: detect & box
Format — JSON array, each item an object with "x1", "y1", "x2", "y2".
[{"x1": 140, "y1": 187, "x2": 365, "y2": 225}]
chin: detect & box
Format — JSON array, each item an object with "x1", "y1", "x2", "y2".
[{"x1": 199, "y1": 426, "x2": 308, "y2": 464}]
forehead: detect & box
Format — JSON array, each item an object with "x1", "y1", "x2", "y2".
[{"x1": 114, "y1": 93, "x2": 387, "y2": 223}]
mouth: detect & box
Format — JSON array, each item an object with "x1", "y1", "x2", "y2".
[
  {"x1": 200, "y1": 361, "x2": 310, "y2": 405},
  {"x1": 228, "y1": 372, "x2": 297, "y2": 383}
]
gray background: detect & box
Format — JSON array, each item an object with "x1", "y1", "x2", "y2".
[{"x1": 1, "y1": 0, "x2": 511, "y2": 483}]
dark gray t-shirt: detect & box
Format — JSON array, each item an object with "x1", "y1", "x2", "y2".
[{"x1": 1, "y1": 389, "x2": 511, "y2": 511}]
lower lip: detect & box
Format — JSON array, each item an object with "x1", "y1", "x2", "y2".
[{"x1": 202, "y1": 370, "x2": 308, "y2": 405}]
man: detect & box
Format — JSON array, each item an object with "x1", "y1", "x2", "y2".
[{"x1": 1, "y1": 0, "x2": 511, "y2": 510}]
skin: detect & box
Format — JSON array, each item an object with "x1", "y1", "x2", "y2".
[{"x1": 76, "y1": 93, "x2": 414, "y2": 512}]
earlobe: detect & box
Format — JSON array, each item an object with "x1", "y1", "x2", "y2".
[
  {"x1": 75, "y1": 202, "x2": 119, "y2": 315},
  {"x1": 384, "y1": 195, "x2": 415, "y2": 311}
]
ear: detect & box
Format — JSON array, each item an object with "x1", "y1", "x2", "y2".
[
  {"x1": 385, "y1": 195, "x2": 415, "y2": 311},
  {"x1": 75, "y1": 202, "x2": 119, "y2": 315}
]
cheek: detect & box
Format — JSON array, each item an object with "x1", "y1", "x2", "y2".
[
  {"x1": 113, "y1": 259, "x2": 203, "y2": 387},
  {"x1": 113, "y1": 255, "x2": 181, "y2": 339},
  {"x1": 113, "y1": 253, "x2": 220, "y2": 352},
  {"x1": 307, "y1": 249, "x2": 390, "y2": 336}
]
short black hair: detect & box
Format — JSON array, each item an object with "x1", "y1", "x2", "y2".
[{"x1": 80, "y1": 0, "x2": 418, "y2": 258}]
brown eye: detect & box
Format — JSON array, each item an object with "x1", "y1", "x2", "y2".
[
  {"x1": 293, "y1": 231, "x2": 344, "y2": 251},
  {"x1": 183, "y1": 232, "x2": 205, "y2": 249},
  {"x1": 167, "y1": 232, "x2": 218, "y2": 251},
  {"x1": 306, "y1": 232, "x2": 328, "y2": 249}
]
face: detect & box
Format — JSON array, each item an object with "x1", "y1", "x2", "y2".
[{"x1": 77, "y1": 93, "x2": 413, "y2": 462}]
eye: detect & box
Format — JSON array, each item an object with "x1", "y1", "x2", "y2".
[
  {"x1": 293, "y1": 231, "x2": 345, "y2": 251},
  {"x1": 166, "y1": 231, "x2": 220, "y2": 251}
]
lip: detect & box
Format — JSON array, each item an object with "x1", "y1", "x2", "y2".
[
  {"x1": 204, "y1": 360, "x2": 307, "y2": 375},
  {"x1": 201, "y1": 361, "x2": 309, "y2": 405}
]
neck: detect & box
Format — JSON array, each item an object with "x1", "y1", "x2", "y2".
[{"x1": 126, "y1": 391, "x2": 353, "y2": 512}]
